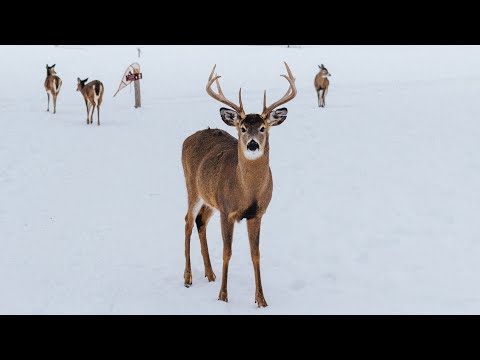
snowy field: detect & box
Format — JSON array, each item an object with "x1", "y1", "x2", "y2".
[{"x1": 1, "y1": 45, "x2": 480, "y2": 314}]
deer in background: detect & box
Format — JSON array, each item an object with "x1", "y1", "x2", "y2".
[
  {"x1": 314, "y1": 64, "x2": 331, "y2": 107},
  {"x1": 76, "y1": 78, "x2": 104, "y2": 126},
  {"x1": 44, "y1": 64, "x2": 62, "y2": 114},
  {"x1": 181, "y1": 62, "x2": 297, "y2": 307}
]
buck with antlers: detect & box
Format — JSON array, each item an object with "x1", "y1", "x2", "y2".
[
  {"x1": 77, "y1": 78, "x2": 104, "y2": 126},
  {"x1": 314, "y1": 64, "x2": 331, "y2": 108},
  {"x1": 44, "y1": 64, "x2": 62, "y2": 114},
  {"x1": 181, "y1": 62, "x2": 297, "y2": 307}
]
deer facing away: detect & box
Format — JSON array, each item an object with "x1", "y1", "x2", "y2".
[
  {"x1": 314, "y1": 64, "x2": 331, "y2": 107},
  {"x1": 181, "y1": 62, "x2": 297, "y2": 307},
  {"x1": 44, "y1": 64, "x2": 62, "y2": 114},
  {"x1": 76, "y1": 78, "x2": 104, "y2": 126}
]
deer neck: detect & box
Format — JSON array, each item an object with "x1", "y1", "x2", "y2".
[{"x1": 236, "y1": 140, "x2": 271, "y2": 198}]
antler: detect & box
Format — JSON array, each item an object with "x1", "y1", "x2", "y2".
[
  {"x1": 260, "y1": 62, "x2": 297, "y2": 119},
  {"x1": 206, "y1": 64, "x2": 245, "y2": 118}
]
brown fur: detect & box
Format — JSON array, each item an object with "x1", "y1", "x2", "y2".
[
  {"x1": 77, "y1": 79, "x2": 104, "y2": 126},
  {"x1": 182, "y1": 122, "x2": 275, "y2": 308},
  {"x1": 44, "y1": 65, "x2": 62, "y2": 114},
  {"x1": 181, "y1": 64, "x2": 296, "y2": 308},
  {"x1": 314, "y1": 65, "x2": 330, "y2": 108}
]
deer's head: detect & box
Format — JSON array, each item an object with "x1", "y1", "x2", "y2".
[
  {"x1": 46, "y1": 64, "x2": 56, "y2": 76},
  {"x1": 76, "y1": 77, "x2": 88, "y2": 91},
  {"x1": 318, "y1": 64, "x2": 331, "y2": 78},
  {"x1": 206, "y1": 62, "x2": 297, "y2": 161}
]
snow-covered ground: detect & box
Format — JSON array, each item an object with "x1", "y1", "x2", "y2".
[{"x1": 1, "y1": 45, "x2": 480, "y2": 314}]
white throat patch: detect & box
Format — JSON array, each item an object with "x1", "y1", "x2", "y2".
[{"x1": 243, "y1": 149, "x2": 264, "y2": 160}]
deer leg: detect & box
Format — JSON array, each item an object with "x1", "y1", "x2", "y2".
[
  {"x1": 184, "y1": 199, "x2": 198, "y2": 287},
  {"x1": 247, "y1": 216, "x2": 267, "y2": 307},
  {"x1": 195, "y1": 205, "x2": 216, "y2": 282},
  {"x1": 90, "y1": 103, "x2": 96, "y2": 125},
  {"x1": 85, "y1": 100, "x2": 90, "y2": 124},
  {"x1": 322, "y1": 87, "x2": 328, "y2": 107},
  {"x1": 97, "y1": 105, "x2": 100, "y2": 126},
  {"x1": 47, "y1": 92, "x2": 50, "y2": 111},
  {"x1": 317, "y1": 90, "x2": 321, "y2": 107},
  {"x1": 218, "y1": 212, "x2": 234, "y2": 302},
  {"x1": 53, "y1": 94, "x2": 57, "y2": 114}
]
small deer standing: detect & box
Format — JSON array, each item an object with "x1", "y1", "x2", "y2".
[
  {"x1": 76, "y1": 78, "x2": 104, "y2": 126},
  {"x1": 44, "y1": 64, "x2": 62, "y2": 114},
  {"x1": 314, "y1": 64, "x2": 331, "y2": 108},
  {"x1": 181, "y1": 62, "x2": 297, "y2": 307}
]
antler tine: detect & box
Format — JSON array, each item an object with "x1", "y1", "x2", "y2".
[
  {"x1": 263, "y1": 90, "x2": 267, "y2": 114},
  {"x1": 208, "y1": 64, "x2": 217, "y2": 82},
  {"x1": 260, "y1": 62, "x2": 297, "y2": 119},
  {"x1": 214, "y1": 75, "x2": 225, "y2": 97},
  {"x1": 284, "y1": 61, "x2": 295, "y2": 81},
  {"x1": 239, "y1": 88, "x2": 243, "y2": 110},
  {"x1": 205, "y1": 64, "x2": 245, "y2": 117}
]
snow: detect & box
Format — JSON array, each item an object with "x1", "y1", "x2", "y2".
[{"x1": 1, "y1": 45, "x2": 480, "y2": 314}]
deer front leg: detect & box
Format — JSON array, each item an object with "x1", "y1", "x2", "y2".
[
  {"x1": 85, "y1": 100, "x2": 90, "y2": 124},
  {"x1": 317, "y1": 90, "x2": 321, "y2": 107},
  {"x1": 47, "y1": 92, "x2": 50, "y2": 111},
  {"x1": 53, "y1": 94, "x2": 57, "y2": 114},
  {"x1": 218, "y1": 213, "x2": 234, "y2": 302},
  {"x1": 247, "y1": 216, "x2": 267, "y2": 307}
]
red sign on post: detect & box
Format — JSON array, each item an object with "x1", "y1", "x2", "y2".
[{"x1": 126, "y1": 73, "x2": 142, "y2": 81}]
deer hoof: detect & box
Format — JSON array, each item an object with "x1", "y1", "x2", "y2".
[
  {"x1": 255, "y1": 294, "x2": 268, "y2": 308},
  {"x1": 184, "y1": 271, "x2": 192, "y2": 287},
  {"x1": 205, "y1": 271, "x2": 216, "y2": 282},
  {"x1": 218, "y1": 290, "x2": 228, "y2": 302}
]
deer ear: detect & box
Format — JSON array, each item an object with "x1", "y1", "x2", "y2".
[
  {"x1": 77, "y1": 77, "x2": 81, "y2": 82},
  {"x1": 267, "y1": 108, "x2": 288, "y2": 127},
  {"x1": 220, "y1": 108, "x2": 240, "y2": 126},
  {"x1": 83, "y1": 78, "x2": 88, "y2": 83},
  {"x1": 46, "y1": 64, "x2": 49, "y2": 69},
  {"x1": 321, "y1": 64, "x2": 324, "y2": 68},
  {"x1": 318, "y1": 65, "x2": 321, "y2": 69},
  {"x1": 52, "y1": 64, "x2": 55, "y2": 67}
]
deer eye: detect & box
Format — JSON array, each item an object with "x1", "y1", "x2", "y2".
[
  {"x1": 259, "y1": 126, "x2": 265, "y2": 132},
  {"x1": 241, "y1": 127, "x2": 247, "y2": 133}
]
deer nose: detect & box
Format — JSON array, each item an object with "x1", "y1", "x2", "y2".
[{"x1": 247, "y1": 140, "x2": 259, "y2": 151}]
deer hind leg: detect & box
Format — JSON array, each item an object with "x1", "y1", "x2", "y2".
[
  {"x1": 247, "y1": 216, "x2": 267, "y2": 307},
  {"x1": 47, "y1": 92, "x2": 50, "y2": 111},
  {"x1": 322, "y1": 87, "x2": 328, "y2": 107},
  {"x1": 90, "y1": 103, "x2": 96, "y2": 125},
  {"x1": 184, "y1": 197, "x2": 202, "y2": 287},
  {"x1": 53, "y1": 93, "x2": 57, "y2": 114},
  {"x1": 195, "y1": 205, "x2": 216, "y2": 282},
  {"x1": 317, "y1": 90, "x2": 321, "y2": 107},
  {"x1": 218, "y1": 212, "x2": 234, "y2": 302},
  {"x1": 95, "y1": 91, "x2": 102, "y2": 126}
]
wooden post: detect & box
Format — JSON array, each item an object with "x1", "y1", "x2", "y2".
[{"x1": 134, "y1": 78, "x2": 141, "y2": 108}]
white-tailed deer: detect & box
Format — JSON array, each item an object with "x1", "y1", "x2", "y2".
[
  {"x1": 314, "y1": 64, "x2": 331, "y2": 107},
  {"x1": 181, "y1": 62, "x2": 297, "y2": 307},
  {"x1": 76, "y1": 78, "x2": 104, "y2": 126},
  {"x1": 44, "y1": 64, "x2": 62, "y2": 113}
]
